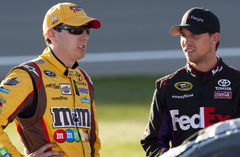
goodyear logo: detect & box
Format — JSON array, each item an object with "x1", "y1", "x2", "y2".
[{"x1": 174, "y1": 82, "x2": 193, "y2": 91}]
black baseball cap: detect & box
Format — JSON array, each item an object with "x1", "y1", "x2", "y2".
[{"x1": 170, "y1": 7, "x2": 220, "y2": 36}]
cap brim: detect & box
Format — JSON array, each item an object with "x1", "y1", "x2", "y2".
[
  {"x1": 88, "y1": 19, "x2": 101, "y2": 29},
  {"x1": 64, "y1": 16, "x2": 101, "y2": 29},
  {"x1": 170, "y1": 25, "x2": 207, "y2": 36}
]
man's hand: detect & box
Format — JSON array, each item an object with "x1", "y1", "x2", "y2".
[{"x1": 26, "y1": 143, "x2": 64, "y2": 157}]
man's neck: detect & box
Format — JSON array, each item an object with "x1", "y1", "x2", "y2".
[
  {"x1": 49, "y1": 46, "x2": 74, "y2": 68},
  {"x1": 189, "y1": 57, "x2": 218, "y2": 72}
]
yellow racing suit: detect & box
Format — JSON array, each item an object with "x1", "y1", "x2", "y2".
[{"x1": 0, "y1": 47, "x2": 101, "y2": 157}]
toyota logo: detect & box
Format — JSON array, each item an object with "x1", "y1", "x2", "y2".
[{"x1": 218, "y1": 79, "x2": 231, "y2": 87}]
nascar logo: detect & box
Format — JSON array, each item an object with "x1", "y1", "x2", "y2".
[{"x1": 174, "y1": 82, "x2": 193, "y2": 91}]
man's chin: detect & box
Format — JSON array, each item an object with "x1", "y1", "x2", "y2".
[{"x1": 77, "y1": 53, "x2": 86, "y2": 60}]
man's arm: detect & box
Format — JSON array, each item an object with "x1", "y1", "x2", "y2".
[
  {"x1": 26, "y1": 143, "x2": 64, "y2": 157},
  {"x1": 0, "y1": 69, "x2": 34, "y2": 157},
  {"x1": 141, "y1": 81, "x2": 172, "y2": 157},
  {"x1": 79, "y1": 68, "x2": 101, "y2": 157},
  {"x1": 90, "y1": 100, "x2": 101, "y2": 157}
]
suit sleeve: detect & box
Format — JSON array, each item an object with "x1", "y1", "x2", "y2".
[
  {"x1": 0, "y1": 69, "x2": 34, "y2": 157},
  {"x1": 141, "y1": 81, "x2": 172, "y2": 157},
  {"x1": 90, "y1": 100, "x2": 101, "y2": 157},
  {"x1": 82, "y1": 70, "x2": 101, "y2": 157}
]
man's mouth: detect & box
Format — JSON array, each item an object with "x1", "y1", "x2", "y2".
[
  {"x1": 78, "y1": 45, "x2": 85, "y2": 48},
  {"x1": 185, "y1": 48, "x2": 195, "y2": 53},
  {"x1": 187, "y1": 50, "x2": 194, "y2": 53}
]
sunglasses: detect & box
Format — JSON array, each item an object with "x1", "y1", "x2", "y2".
[{"x1": 54, "y1": 24, "x2": 90, "y2": 35}]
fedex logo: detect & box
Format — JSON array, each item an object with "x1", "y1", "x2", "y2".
[{"x1": 170, "y1": 107, "x2": 231, "y2": 131}]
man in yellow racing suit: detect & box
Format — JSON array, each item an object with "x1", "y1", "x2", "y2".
[{"x1": 0, "y1": 2, "x2": 101, "y2": 157}]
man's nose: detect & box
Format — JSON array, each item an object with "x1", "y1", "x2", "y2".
[{"x1": 80, "y1": 31, "x2": 89, "y2": 41}]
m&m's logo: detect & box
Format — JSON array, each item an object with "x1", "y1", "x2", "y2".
[{"x1": 54, "y1": 129, "x2": 89, "y2": 143}]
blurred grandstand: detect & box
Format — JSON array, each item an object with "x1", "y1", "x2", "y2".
[{"x1": 0, "y1": 0, "x2": 239, "y2": 77}]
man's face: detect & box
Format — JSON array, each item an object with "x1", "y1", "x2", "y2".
[
  {"x1": 179, "y1": 28, "x2": 216, "y2": 65},
  {"x1": 53, "y1": 24, "x2": 90, "y2": 62}
]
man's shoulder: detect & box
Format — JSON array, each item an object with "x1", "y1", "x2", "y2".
[
  {"x1": 155, "y1": 67, "x2": 187, "y2": 85},
  {"x1": 7, "y1": 57, "x2": 47, "y2": 82},
  {"x1": 156, "y1": 67, "x2": 187, "y2": 82},
  {"x1": 78, "y1": 67, "x2": 93, "y2": 86},
  {"x1": 223, "y1": 63, "x2": 240, "y2": 76}
]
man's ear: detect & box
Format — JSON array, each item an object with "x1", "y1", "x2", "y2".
[
  {"x1": 46, "y1": 28, "x2": 56, "y2": 44},
  {"x1": 211, "y1": 32, "x2": 220, "y2": 43}
]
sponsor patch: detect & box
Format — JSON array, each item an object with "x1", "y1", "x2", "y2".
[
  {"x1": 51, "y1": 107, "x2": 91, "y2": 128},
  {"x1": 45, "y1": 83, "x2": 60, "y2": 89},
  {"x1": 54, "y1": 129, "x2": 67, "y2": 143},
  {"x1": 81, "y1": 97, "x2": 90, "y2": 104},
  {"x1": 52, "y1": 96, "x2": 68, "y2": 100},
  {"x1": 69, "y1": 71, "x2": 75, "y2": 76},
  {"x1": 2, "y1": 77, "x2": 19, "y2": 86},
  {"x1": 218, "y1": 79, "x2": 231, "y2": 87},
  {"x1": 69, "y1": 6, "x2": 84, "y2": 13},
  {"x1": 80, "y1": 130, "x2": 89, "y2": 142},
  {"x1": 23, "y1": 64, "x2": 39, "y2": 77},
  {"x1": 53, "y1": 129, "x2": 88, "y2": 143},
  {"x1": 172, "y1": 94, "x2": 194, "y2": 99},
  {"x1": 0, "y1": 96, "x2": 7, "y2": 104},
  {"x1": 215, "y1": 86, "x2": 232, "y2": 91},
  {"x1": 3, "y1": 153, "x2": 12, "y2": 157},
  {"x1": 76, "y1": 81, "x2": 87, "y2": 86},
  {"x1": 75, "y1": 72, "x2": 82, "y2": 81},
  {"x1": 65, "y1": 129, "x2": 75, "y2": 142},
  {"x1": 68, "y1": 71, "x2": 82, "y2": 81},
  {"x1": 190, "y1": 15, "x2": 204, "y2": 22},
  {"x1": 170, "y1": 107, "x2": 231, "y2": 131},
  {"x1": 73, "y1": 80, "x2": 80, "y2": 96},
  {"x1": 0, "y1": 147, "x2": 12, "y2": 157},
  {"x1": 79, "y1": 88, "x2": 89, "y2": 94},
  {"x1": 60, "y1": 84, "x2": 72, "y2": 95},
  {"x1": 44, "y1": 70, "x2": 56, "y2": 78},
  {"x1": 52, "y1": 15, "x2": 58, "y2": 24},
  {"x1": 174, "y1": 82, "x2": 193, "y2": 91},
  {"x1": 73, "y1": 129, "x2": 81, "y2": 142},
  {"x1": 0, "y1": 87, "x2": 10, "y2": 94},
  {"x1": 214, "y1": 91, "x2": 232, "y2": 99},
  {"x1": 215, "y1": 79, "x2": 232, "y2": 91}
]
